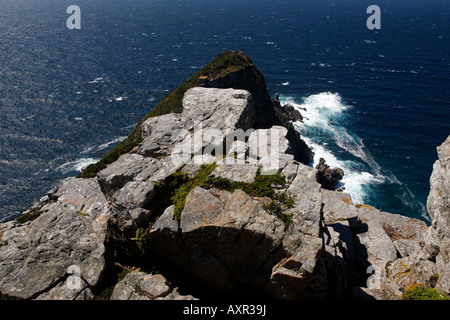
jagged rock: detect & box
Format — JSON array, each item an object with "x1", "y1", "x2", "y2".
[
  {"x1": 113, "y1": 181, "x2": 156, "y2": 209},
  {"x1": 148, "y1": 162, "x2": 331, "y2": 299},
  {"x1": 273, "y1": 101, "x2": 303, "y2": 123},
  {"x1": 315, "y1": 158, "x2": 344, "y2": 190},
  {"x1": 286, "y1": 163, "x2": 323, "y2": 237},
  {"x1": 269, "y1": 234, "x2": 326, "y2": 300},
  {"x1": 393, "y1": 239, "x2": 422, "y2": 258},
  {"x1": 182, "y1": 87, "x2": 255, "y2": 133},
  {"x1": 321, "y1": 187, "x2": 433, "y2": 299},
  {"x1": 0, "y1": 178, "x2": 110, "y2": 299},
  {"x1": 425, "y1": 135, "x2": 450, "y2": 294},
  {"x1": 281, "y1": 160, "x2": 300, "y2": 184},
  {"x1": 138, "y1": 113, "x2": 184, "y2": 157},
  {"x1": 1, "y1": 51, "x2": 448, "y2": 301},
  {"x1": 110, "y1": 270, "x2": 197, "y2": 300},
  {"x1": 387, "y1": 256, "x2": 438, "y2": 291},
  {"x1": 97, "y1": 154, "x2": 155, "y2": 194},
  {"x1": 36, "y1": 276, "x2": 94, "y2": 300},
  {"x1": 139, "y1": 87, "x2": 256, "y2": 161},
  {"x1": 210, "y1": 164, "x2": 259, "y2": 183},
  {"x1": 179, "y1": 187, "x2": 286, "y2": 293},
  {"x1": 140, "y1": 274, "x2": 172, "y2": 298}
]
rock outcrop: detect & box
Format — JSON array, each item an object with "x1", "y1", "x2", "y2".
[
  {"x1": 0, "y1": 178, "x2": 110, "y2": 299},
  {"x1": 109, "y1": 270, "x2": 197, "y2": 301},
  {"x1": 0, "y1": 51, "x2": 448, "y2": 300},
  {"x1": 316, "y1": 158, "x2": 345, "y2": 190},
  {"x1": 425, "y1": 136, "x2": 450, "y2": 294}
]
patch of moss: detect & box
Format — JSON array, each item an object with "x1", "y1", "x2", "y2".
[
  {"x1": 77, "y1": 51, "x2": 253, "y2": 179},
  {"x1": 93, "y1": 267, "x2": 134, "y2": 300},
  {"x1": 170, "y1": 162, "x2": 218, "y2": 220},
  {"x1": 429, "y1": 273, "x2": 440, "y2": 287},
  {"x1": 117, "y1": 269, "x2": 131, "y2": 283},
  {"x1": 263, "y1": 193, "x2": 295, "y2": 227},
  {"x1": 203, "y1": 167, "x2": 294, "y2": 227},
  {"x1": 134, "y1": 227, "x2": 151, "y2": 254},
  {"x1": 151, "y1": 163, "x2": 293, "y2": 228},
  {"x1": 203, "y1": 167, "x2": 286, "y2": 199},
  {"x1": 402, "y1": 285, "x2": 448, "y2": 300},
  {"x1": 15, "y1": 200, "x2": 51, "y2": 224}
]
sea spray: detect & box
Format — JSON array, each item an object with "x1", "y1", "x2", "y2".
[
  {"x1": 279, "y1": 94, "x2": 384, "y2": 204},
  {"x1": 282, "y1": 93, "x2": 430, "y2": 221}
]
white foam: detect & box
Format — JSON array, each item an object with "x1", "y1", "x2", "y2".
[
  {"x1": 56, "y1": 158, "x2": 99, "y2": 174},
  {"x1": 300, "y1": 135, "x2": 382, "y2": 205},
  {"x1": 284, "y1": 93, "x2": 386, "y2": 205},
  {"x1": 97, "y1": 136, "x2": 127, "y2": 151},
  {"x1": 284, "y1": 93, "x2": 383, "y2": 174},
  {"x1": 88, "y1": 77, "x2": 104, "y2": 84},
  {"x1": 283, "y1": 92, "x2": 429, "y2": 219},
  {"x1": 81, "y1": 136, "x2": 127, "y2": 154}
]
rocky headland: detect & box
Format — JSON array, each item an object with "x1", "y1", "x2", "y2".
[{"x1": 0, "y1": 51, "x2": 448, "y2": 300}]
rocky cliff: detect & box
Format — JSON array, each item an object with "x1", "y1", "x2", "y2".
[{"x1": 0, "y1": 51, "x2": 448, "y2": 300}]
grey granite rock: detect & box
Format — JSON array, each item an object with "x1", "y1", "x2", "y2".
[
  {"x1": 0, "y1": 55, "x2": 448, "y2": 301},
  {"x1": 425, "y1": 135, "x2": 450, "y2": 294},
  {"x1": 0, "y1": 178, "x2": 109, "y2": 299},
  {"x1": 110, "y1": 270, "x2": 197, "y2": 300}
]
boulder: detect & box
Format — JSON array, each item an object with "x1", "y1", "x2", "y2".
[
  {"x1": 110, "y1": 270, "x2": 197, "y2": 300},
  {"x1": 315, "y1": 158, "x2": 344, "y2": 190},
  {"x1": 0, "y1": 178, "x2": 110, "y2": 299}
]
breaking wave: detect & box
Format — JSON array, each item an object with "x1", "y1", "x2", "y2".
[{"x1": 281, "y1": 93, "x2": 429, "y2": 221}]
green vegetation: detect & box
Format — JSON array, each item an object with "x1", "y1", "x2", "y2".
[
  {"x1": 16, "y1": 210, "x2": 42, "y2": 224},
  {"x1": 93, "y1": 268, "x2": 133, "y2": 300},
  {"x1": 161, "y1": 162, "x2": 217, "y2": 221},
  {"x1": 203, "y1": 167, "x2": 285, "y2": 198},
  {"x1": 263, "y1": 193, "x2": 295, "y2": 227},
  {"x1": 134, "y1": 227, "x2": 151, "y2": 254},
  {"x1": 15, "y1": 199, "x2": 52, "y2": 224},
  {"x1": 202, "y1": 167, "x2": 294, "y2": 227},
  {"x1": 402, "y1": 285, "x2": 448, "y2": 300},
  {"x1": 77, "y1": 51, "x2": 253, "y2": 179},
  {"x1": 429, "y1": 273, "x2": 440, "y2": 287},
  {"x1": 152, "y1": 162, "x2": 294, "y2": 227}
]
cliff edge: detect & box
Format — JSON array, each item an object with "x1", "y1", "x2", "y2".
[{"x1": 0, "y1": 51, "x2": 448, "y2": 300}]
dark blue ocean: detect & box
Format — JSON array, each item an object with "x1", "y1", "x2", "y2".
[{"x1": 1, "y1": 0, "x2": 449, "y2": 223}]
